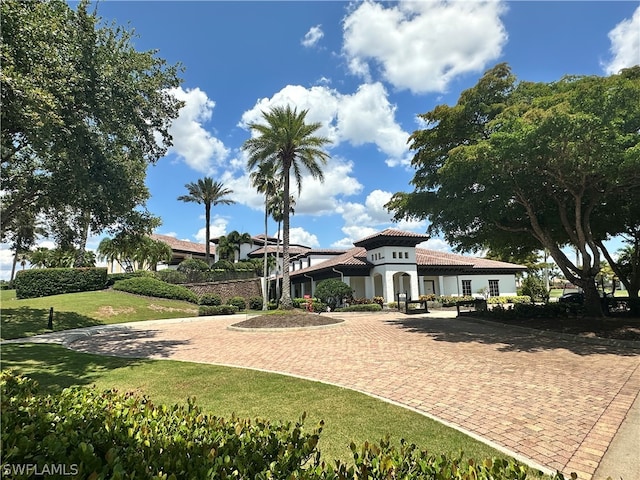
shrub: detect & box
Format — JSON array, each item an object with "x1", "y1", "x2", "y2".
[
  {"x1": 388, "y1": 301, "x2": 398, "y2": 309},
  {"x1": 418, "y1": 294, "x2": 436, "y2": 301},
  {"x1": 1, "y1": 371, "x2": 320, "y2": 480},
  {"x1": 199, "y1": 305, "x2": 239, "y2": 316},
  {"x1": 372, "y1": 296, "x2": 385, "y2": 306},
  {"x1": 14, "y1": 268, "x2": 108, "y2": 299},
  {"x1": 226, "y1": 296, "x2": 246, "y2": 311},
  {"x1": 113, "y1": 277, "x2": 198, "y2": 303},
  {"x1": 314, "y1": 279, "x2": 353, "y2": 310},
  {"x1": 177, "y1": 258, "x2": 210, "y2": 273},
  {"x1": 107, "y1": 270, "x2": 156, "y2": 286},
  {"x1": 248, "y1": 296, "x2": 264, "y2": 310},
  {"x1": 211, "y1": 260, "x2": 234, "y2": 271},
  {"x1": 337, "y1": 304, "x2": 382, "y2": 312},
  {"x1": 199, "y1": 293, "x2": 222, "y2": 306},
  {"x1": 487, "y1": 296, "x2": 531, "y2": 305},
  {"x1": 155, "y1": 269, "x2": 188, "y2": 284}
]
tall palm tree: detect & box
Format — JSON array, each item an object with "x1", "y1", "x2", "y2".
[
  {"x1": 250, "y1": 160, "x2": 281, "y2": 310},
  {"x1": 178, "y1": 177, "x2": 235, "y2": 265},
  {"x1": 243, "y1": 105, "x2": 330, "y2": 308}
]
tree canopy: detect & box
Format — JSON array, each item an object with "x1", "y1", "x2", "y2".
[
  {"x1": 1, "y1": 0, "x2": 183, "y2": 253},
  {"x1": 387, "y1": 63, "x2": 640, "y2": 316}
]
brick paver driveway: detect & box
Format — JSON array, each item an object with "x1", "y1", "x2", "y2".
[{"x1": 68, "y1": 311, "x2": 640, "y2": 480}]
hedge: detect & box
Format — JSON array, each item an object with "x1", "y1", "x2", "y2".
[
  {"x1": 14, "y1": 268, "x2": 108, "y2": 299},
  {"x1": 112, "y1": 277, "x2": 198, "y2": 303},
  {"x1": 1, "y1": 371, "x2": 572, "y2": 480},
  {"x1": 199, "y1": 293, "x2": 222, "y2": 306},
  {"x1": 487, "y1": 296, "x2": 532, "y2": 305},
  {"x1": 337, "y1": 304, "x2": 382, "y2": 312},
  {"x1": 226, "y1": 296, "x2": 246, "y2": 311},
  {"x1": 199, "y1": 305, "x2": 239, "y2": 316}
]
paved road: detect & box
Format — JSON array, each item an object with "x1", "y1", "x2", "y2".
[{"x1": 59, "y1": 311, "x2": 640, "y2": 479}]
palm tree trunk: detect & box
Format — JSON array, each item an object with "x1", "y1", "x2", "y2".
[
  {"x1": 262, "y1": 194, "x2": 269, "y2": 311},
  {"x1": 280, "y1": 167, "x2": 293, "y2": 309},
  {"x1": 275, "y1": 220, "x2": 281, "y2": 302},
  {"x1": 205, "y1": 203, "x2": 211, "y2": 265}
]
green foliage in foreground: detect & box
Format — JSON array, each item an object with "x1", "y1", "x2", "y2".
[
  {"x1": 2, "y1": 371, "x2": 563, "y2": 480},
  {"x1": 113, "y1": 277, "x2": 199, "y2": 303},
  {"x1": 199, "y1": 305, "x2": 239, "y2": 316}
]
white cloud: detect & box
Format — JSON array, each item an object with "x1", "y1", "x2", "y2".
[
  {"x1": 240, "y1": 82, "x2": 410, "y2": 167},
  {"x1": 302, "y1": 25, "x2": 324, "y2": 48},
  {"x1": 0, "y1": 244, "x2": 16, "y2": 281},
  {"x1": 342, "y1": 0, "x2": 508, "y2": 94},
  {"x1": 193, "y1": 215, "x2": 229, "y2": 243},
  {"x1": 603, "y1": 6, "x2": 640, "y2": 75},
  {"x1": 417, "y1": 238, "x2": 451, "y2": 252},
  {"x1": 168, "y1": 87, "x2": 229, "y2": 173},
  {"x1": 289, "y1": 227, "x2": 320, "y2": 248}
]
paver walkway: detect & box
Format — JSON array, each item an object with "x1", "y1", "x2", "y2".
[{"x1": 63, "y1": 311, "x2": 640, "y2": 479}]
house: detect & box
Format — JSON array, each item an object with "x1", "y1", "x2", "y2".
[
  {"x1": 286, "y1": 229, "x2": 526, "y2": 303},
  {"x1": 150, "y1": 233, "x2": 209, "y2": 268}
]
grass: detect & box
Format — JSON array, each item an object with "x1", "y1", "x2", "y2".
[
  {"x1": 0, "y1": 289, "x2": 198, "y2": 340},
  {"x1": 1, "y1": 343, "x2": 510, "y2": 467}
]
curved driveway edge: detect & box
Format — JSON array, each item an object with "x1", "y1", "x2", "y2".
[{"x1": 5, "y1": 311, "x2": 639, "y2": 480}]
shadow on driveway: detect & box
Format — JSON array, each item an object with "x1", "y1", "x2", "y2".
[{"x1": 385, "y1": 316, "x2": 640, "y2": 357}]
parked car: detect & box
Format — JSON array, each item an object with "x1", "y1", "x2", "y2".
[{"x1": 558, "y1": 292, "x2": 584, "y2": 304}]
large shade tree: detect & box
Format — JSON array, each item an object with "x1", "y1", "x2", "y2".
[
  {"x1": 1, "y1": 0, "x2": 183, "y2": 254},
  {"x1": 178, "y1": 177, "x2": 235, "y2": 265},
  {"x1": 243, "y1": 105, "x2": 330, "y2": 309},
  {"x1": 387, "y1": 64, "x2": 640, "y2": 317}
]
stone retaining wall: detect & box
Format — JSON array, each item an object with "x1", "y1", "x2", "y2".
[{"x1": 185, "y1": 278, "x2": 262, "y2": 302}]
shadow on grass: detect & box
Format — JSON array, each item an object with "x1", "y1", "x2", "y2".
[
  {"x1": 1, "y1": 307, "x2": 103, "y2": 340},
  {"x1": 1, "y1": 343, "x2": 147, "y2": 394},
  {"x1": 385, "y1": 315, "x2": 640, "y2": 357},
  {"x1": 68, "y1": 328, "x2": 191, "y2": 359}
]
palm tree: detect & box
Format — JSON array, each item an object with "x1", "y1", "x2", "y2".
[
  {"x1": 250, "y1": 161, "x2": 280, "y2": 310},
  {"x1": 269, "y1": 190, "x2": 296, "y2": 303},
  {"x1": 225, "y1": 230, "x2": 253, "y2": 263},
  {"x1": 243, "y1": 105, "x2": 330, "y2": 308},
  {"x1": 134, "y1": 237, "x2": 173, "y2": 271},
  {"x1": 178, "y1": 177, "x2": 235, "y2": 265}
]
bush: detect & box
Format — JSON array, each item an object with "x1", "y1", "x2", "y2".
[
  {"x1": 198, "y1": 305, "x2": 239, "y2": 316},
  {"x1": 177, "y1": 258, "x2": 210, "y2": 273},
  {"x1": 314, "y1": 279, "x2": 353, "y2": 310},
  {"x1": 1, "y1": 371, "x2": 320, "y2": 480},
  {"x1": 487, "y1": 295, "x2": 531, "y2": 305},
  {"x1": 337, "y1": 304, "x2": 382, "y2": 312},
  {"x1": 113, "y1": 277, "x2": 198, "y2": 303},
  {"x1": 106, "y1": 270, "x2": 157, "y2": 286},
  {"x1": 372, "y1": 296, "x2": 385, "y2": 306},
  {"x1": 248, "y1": 296, "x2": 264, "y2": 310},
  {"x1": 14, "y1": 268, "x2": 108, "y2": 299},
  {"x1": 155, "y1": 269, "x2": 188, "y2": 284},
  {"x1": 199, "y1": 293, "x2": 222, "y2": 306},
  {"x1": 226, "y1": 296, "x2": 246, "y2": 311},
  {"x1": 211, "y1": 260, "x2": 234, "y2": 271}
]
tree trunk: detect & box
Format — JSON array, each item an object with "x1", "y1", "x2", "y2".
[
  {"x1": 262, "y1": 195, "x2": 269, "y2": 311},
  {"x1": 10, "y1": 251, "x2": 18, "y2": 282},
  {"x1": 205, "y1": 203, "x2": 211, "y2": 265},
  {"x1": 275, "y1": 220, "x2": 281, "y2": 303},
  {"x1": 280, "y1": 166, "x2": 292, "y2": 309}
]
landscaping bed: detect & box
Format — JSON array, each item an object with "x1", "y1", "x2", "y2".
[{"x1": 232, "y1": 312, "x2": 344, "y2": 329}]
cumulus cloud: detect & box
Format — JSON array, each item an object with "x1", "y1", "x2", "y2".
[
  {"x1": 302, "y1": 25, "x2": 324, "y2": 48},
  {"x1": 240, "y1": 83, "x2": 410, "y2": 166},
  {"x1": 168, "y1": 87, "x2": 229, "y2": 173},
  {"x1": 342, "y1": 0, "x2": 508, "y2": 94},
  {"x1": 193, "y1": 215, "x2": 229, "y2": 243},
  {"x1": 417, "y1": 238, "x2": 451, "y2": 252},
  {"x1": 289, "y1": 227, "x2": 320, "y2": 247},
  {"x1": 603, "y1": 6, "x2": 640, "y2": 74}
]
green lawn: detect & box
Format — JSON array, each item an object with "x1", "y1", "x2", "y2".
[
  {"x1": 0, "y1": 289, "x2": 198, "y2": 340},
  {"x1": 1, "y1": 343, "x2": 511, "y2": 468}
]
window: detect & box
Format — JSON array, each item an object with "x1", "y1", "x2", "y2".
[
  {"x1": 462, "y1": 280, "x2": 472, "y2": 297},
  {"x1": 392, "y1": 252, "x2": 397, "y2": 259},
  {"x1": 404, "y1": 252, "x2": 409, "y2": 259},
  {"x1": 489, "y1": 279, "x2": 500, "y2": 297}
]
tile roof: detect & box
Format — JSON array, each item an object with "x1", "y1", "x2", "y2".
[
  {"x1": 248, "y1": 245, "x2": 311, "y2": 256},
  {"x1": 353, "y1": 228, "x2": 430, "y2": 248},
  {"x1": 290, "y1": 247, "x2": 371, "y2": 277},
  {"x1": 150, "y1": 233, "x2": 208, "y2": 255}
]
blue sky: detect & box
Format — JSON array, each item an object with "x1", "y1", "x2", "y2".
[{"x1": 2, "y1": 1, "x2": 639, "y2": 278}]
